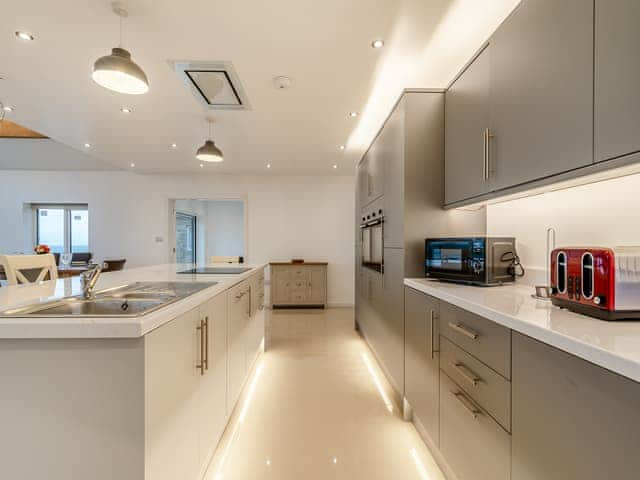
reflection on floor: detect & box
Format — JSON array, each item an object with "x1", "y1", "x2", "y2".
[{"x1": 204, "y1": 307, "x2": 446, "y2": 480}]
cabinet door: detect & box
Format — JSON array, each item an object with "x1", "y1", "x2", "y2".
[
  {"x1": 248, "y1": 271, "x2": 265, "y2": 360},
  {"x1": 271, "y1": 267, "x2": 290, "y2": 305},
  {"x1": 227, "y1": 282, "x2": 249, "y2": 412},
  {"x1": 381, "y1": 100, "x2": 405, "y2": 248},
  {"x1": 404, "y1": 287, "x2": 440, "y2": 445},
  {"x1": 595, "y1": 0, "x2": 640, "y2": 162},
  {"x1": 145, "y1": 309, "x2": 200, "y2": 480},
  {"x1": 489, "y1": 0, "x2": 593, "y2": 189},
  {"x1": 197, "y1": 294, "x2": 228, "y2": 471},
  {"x1": 445, "y1": 45, "x2": 492, "y2": 205},
  {"x1": 308, "y1": 266, "x2": 327, "y2": 305},
  {"x1": 512, "y1": 332, "x2": 640, "y2": 480},
  {"x1": 358, "y1": 156, "x2": 371, "y2": 207},
  {"x1": 367, "y1": 137, "x2": 385, "y2": 203}
]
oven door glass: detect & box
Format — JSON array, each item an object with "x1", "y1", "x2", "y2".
[
  {"x1": 361, "y1": 221, "x2": 383, "y2": 272},
  {"x1": 426, "y1": 240, "x2": 476, "y2": 277}
]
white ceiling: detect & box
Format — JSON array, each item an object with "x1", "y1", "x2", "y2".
[{"x1": 0, "y1": 0, "x2": 519, "y2": 175}]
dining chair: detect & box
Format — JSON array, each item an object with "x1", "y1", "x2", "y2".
[
  {"x1": 102, "y1": 259, "x2": 126, "y2": 272},
  {"x1": 210, "y1": 255, "x2": 244, "y2": 264},
  {"x1": 0, "y1": 254, "x2": 58, "y2": 285}
]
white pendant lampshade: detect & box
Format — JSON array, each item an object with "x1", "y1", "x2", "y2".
[
  {"x1": 92, "y1": 47, "x2": 149, "y2": 95},
  {"x1": 196, "y1": 119, "x2": 224, "y2": 162},
  {"x1": 92, "y1": 3, "x2": 149, "y2": 95}
]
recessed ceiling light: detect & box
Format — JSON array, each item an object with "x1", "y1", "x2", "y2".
[
  {"x1": 199, "y1": 163, "x2": 204, "y2": 168},
  {"x1": 266, "y1": 163, "x2": 271, "y2": 169},
  {"x1": 3, "y1": 105, "x2": 13, "y2": 112},
  {"x1": 339, "y1": 145, "x2": 345, "y2": 150},
  {"x1": 84, "y1": 143, "x2": 91, "y2": 148},
  {"x1": 349, "y1": 112, "x2": 358, "y2": 118},
  {"x1": 130, "y1": 163, "x2": 135, "y2": 168},
  {"x1": 120, "y1": 107, "x2": 132, "y2": 114},
  {"x1": 15, "y1": 31, "x2": 35, "y2": 41},
  {"x1": 333, "y1": 164, "x2": 338, "y2": 169},
  {"x1": 170, "y1": 143, "x2": 178, "y2": 149},
  {"x1": 371, "y1": 39, "x2": 384, "y2": 49}
]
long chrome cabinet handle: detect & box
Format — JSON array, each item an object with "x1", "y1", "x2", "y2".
[
  {"x1": 452, "y1": 362, "x2": 481, "y2": 386},
  {"x1": 486, "y1": 128, "x2": 494, "y2": 179},
  {"x1": 453, "y1": 391, "x2": 481, "y2": 419},
  {"x1": 448, "y1": 322, "x2": 480, "y2": 340},
  {"x1": 204, "y1": 316, "x2": 209, "y2": 371},
  {"x1": 196, "y1": 319, "x2": 205, "y2": 375},
  {"x1": 430, "y1": 310, "x2": 439, "y2": 359},
  {"x1": 483, "y1": 128, "x2": 488, "y2": 181}
]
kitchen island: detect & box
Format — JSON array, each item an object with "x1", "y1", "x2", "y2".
[
  {"x1": 0, "y1": 263, "x2": 266, "y2": 480},
  {"x1": 403, "y1": 278, "x2": 640, "y2": 480}
]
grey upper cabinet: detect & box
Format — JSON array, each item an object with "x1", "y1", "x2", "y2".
[
  {"x1": 489, "y1": 0, "x2": 594, "y2": 190},
  {"x1": 358, "y1": 143, "x2": 385, "y2": 208},
  {"x1": 404, "y1": 287, "x2": 440, "y2": 445},
  {"x1": 512, "y1": 332, "x2": 640, "y2": 480},
  {"x1": 381, "y1": 100, "x2": 405, "y2": 249},
  {"x1": 445, "y1": 45, "x2": 491, "y2": 205},
  {"x1": 357, "y1": 156, "x2": 370, "y2": 208},
  {"x1": 595, "y1": 0, "x2": 640, "y2": 162}
]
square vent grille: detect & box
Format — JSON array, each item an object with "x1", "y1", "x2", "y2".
[{"x1": 172, "y1": 61, "x2": 250, "y2": 110}]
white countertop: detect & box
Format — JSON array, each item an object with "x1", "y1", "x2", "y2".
[
  {"x1": 0, "y1": 263, "x2": 265, "y2": 339},
  {"x1": 404, "y1": 278, "x2": 640, "y2": 383}
]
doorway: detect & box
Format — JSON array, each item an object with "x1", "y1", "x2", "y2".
[
  {"x1": 170, "y1": 198, "x2": 246, "y2": 265},
  {"x1": 175, "y1": 211, "x2": 197, "y2": 264}
]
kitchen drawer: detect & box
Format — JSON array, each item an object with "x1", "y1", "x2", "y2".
[
  {"x1": 440, "y1": 302, "x2": 511, "y2": 379},
  {"x1": 440, "y1": 372, "x2": 511, "y2": 480},
  {"x1": 440, "y1": 336, "x2": 511, "y2": 432}
]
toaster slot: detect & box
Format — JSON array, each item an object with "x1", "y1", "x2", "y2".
[
  {"x1": 556, "y1": 252, "x2": 567, "y2": 293},
  {"x1": 582, "y1": 253, "x2": 594, "y2": 299}
]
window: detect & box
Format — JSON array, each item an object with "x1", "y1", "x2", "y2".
[{"x1": 34, "y1": 205, "x2": 89, "y2": 253}]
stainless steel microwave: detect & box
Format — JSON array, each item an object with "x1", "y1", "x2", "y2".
[{"x1": 425, "y1": 237, "x2": 517, "y2": 286}]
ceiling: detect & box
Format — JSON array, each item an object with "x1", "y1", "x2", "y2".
[{"x1": 0, "y1": 0, "x2": 519, "y2": 175}]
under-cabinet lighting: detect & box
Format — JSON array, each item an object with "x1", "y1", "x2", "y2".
[{"x1": 361, "y1": 352, "x2": 394, "y2": 413}]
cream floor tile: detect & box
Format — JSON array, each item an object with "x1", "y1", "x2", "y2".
[{"x1": 205, "y1": 307, "x2": 446, "y2": 480}]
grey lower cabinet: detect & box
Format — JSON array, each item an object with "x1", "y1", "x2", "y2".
[
  {"x1": 595, "y1": 0, "x2": 640, "y2": 162},
  {"x1": 445, "y1": 45, "x2": 491, "y2": 204},
  {"x1": 404, "y1": 287, "x2": 440, "y2": 445},
  {"x1": 440, "y1": 372, "x2": 511, "y2": 480},
  {"x1": 511, "y1": 332, "x2": 640, "y2": 480},
  {"x1": 488, "y1": 0, "x2": 594, "y2": 190}
]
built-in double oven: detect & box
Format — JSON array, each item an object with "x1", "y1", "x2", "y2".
[{"x1": 360, "y1": 207, "x2": 384, "y2": 273}]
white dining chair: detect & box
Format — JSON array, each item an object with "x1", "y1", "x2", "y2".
[
  {"x1": 210, "y1": 255, "x2": 242, "y2": 264},
  {"x1": 0, "y1": 254, "x2": 58, "y2": 285}
]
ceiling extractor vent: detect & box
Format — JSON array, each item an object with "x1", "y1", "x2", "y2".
[{"x1": 171, "y1": 61, "x2": 250, "y2": 110}]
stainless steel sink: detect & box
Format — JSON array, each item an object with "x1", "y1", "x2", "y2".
[
  {"x1": 0, "y1": 281, "x2": 218, "y2": 318},
  {"x1": 22, "y1": 298, "x2": 166, "y2": 317}
]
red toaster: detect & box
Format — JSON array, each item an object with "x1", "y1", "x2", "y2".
[{"x1": 550, "y1": 247, "x2": 640, "y2": 320}]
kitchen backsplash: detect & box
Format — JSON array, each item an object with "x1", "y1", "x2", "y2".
[{"x1": 486, "y1": 171, "x2": 640, "y2": 286}]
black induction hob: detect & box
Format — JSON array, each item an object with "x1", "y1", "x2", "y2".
[{"x1": 178, "y1": 267, "x2": 252, "y2": 275}]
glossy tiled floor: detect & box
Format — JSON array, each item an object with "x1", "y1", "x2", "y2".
[{"x1": 204, "y1": 307, "x2": 446, "y2": 480}]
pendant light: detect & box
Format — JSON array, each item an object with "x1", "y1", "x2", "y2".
[
  {"x1": 92, "y1": 2, "x2": 149, "y2": 95},
  {"x1": 196, "y1": 119, "x2": 224, "y2": 163}
]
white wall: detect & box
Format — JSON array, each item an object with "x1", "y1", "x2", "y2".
[
  {"x1": 0, "y1": 171, "x2": 355, "y2": 306},
  {"x1": 206, "y1": 200, "x2": 244, "y2": 259},
  {"x1": 487, "y1": 171, "x2": 640, "y2": 285}
]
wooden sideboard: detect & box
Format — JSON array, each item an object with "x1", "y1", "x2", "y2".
[{"x1": 269, "y1": 262, "x2": 327, "y2": 308}]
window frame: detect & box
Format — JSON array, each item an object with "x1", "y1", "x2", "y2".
[{"x1": 33, "y1": 204, "x2": 89, "y2": 254}]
